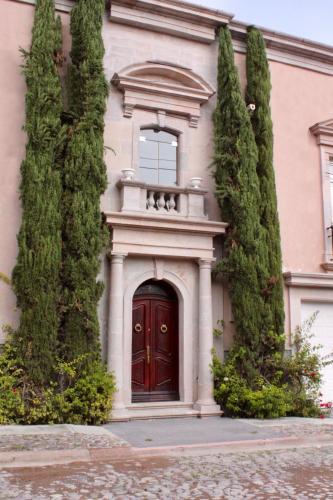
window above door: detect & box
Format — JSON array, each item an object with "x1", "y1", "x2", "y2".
[{"x1": 139, "y1": 128, "x2": 178, "y2": 186}]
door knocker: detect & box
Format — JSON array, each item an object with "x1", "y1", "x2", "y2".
[
  {"x1": 134, "y1": 323, "x2": 142, "y2": 333},
  {"x1": 160, "y1": 323, "x2": 168, "y2": 334}
]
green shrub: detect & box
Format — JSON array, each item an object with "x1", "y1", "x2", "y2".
[
  {"x1": 0, "y1": 341, "x2": 25, "y2": 424},
  {"x1": 212, "y1": 350, "x2": 291, "y2": 418},
  {"x1": 0, "y1": 339, "x2": 115, "y2": 425},
  {"x1": 53, "y1": 357, "x2": 115, "y2": 425},
  {"x1": 212, "y1": 313, "x2": 328, "y2": 418}
]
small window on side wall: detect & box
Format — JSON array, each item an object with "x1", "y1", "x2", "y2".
[{"x1": 139, "y1": 128, "x2": 178, "y2": 186}]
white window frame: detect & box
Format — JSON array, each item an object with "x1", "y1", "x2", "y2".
[{"x1": 310, "y1": 120, "x2": 333, "y2": 270}]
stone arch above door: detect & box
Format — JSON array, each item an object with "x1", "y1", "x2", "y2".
[
  {"x1": 111, "y1": 61, "x2": 215, "y2": 127},
  {"x1": 123, "y1": 266, "x2": 193, "y2": 406}
]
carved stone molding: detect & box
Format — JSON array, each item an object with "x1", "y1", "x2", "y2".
[
  {"x1": 284, "y1": 272, "x2": 333, "y2": 288},
  {"x1": 109, "y1": 0, "x2": 232, "y2": 44},
  {"x1": 112, "y1": 61, "x2": 215, "y2": 127},
  {"x1": 310, "y1": 118, "x2": 333, "y2": 146}
]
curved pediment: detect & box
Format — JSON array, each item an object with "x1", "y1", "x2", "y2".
[{"x1": 112, "y1": 61, "x2": 215, "y2": 127}]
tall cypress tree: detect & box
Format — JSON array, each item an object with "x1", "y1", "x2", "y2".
[
  {"x1": 246, "y1": 27, "x2": 285, "y2": 346},
  {"x1": 214, "y1": 26, "x2": 266, "y2": 378},
  {"x1": 60, "y1": 0, "x2": 108, "y2": 359},
  {"x1": 12, "y1": 0, "x2": 63, "y2": 385}
]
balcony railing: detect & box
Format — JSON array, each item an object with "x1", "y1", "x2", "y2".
[{"x1": 116, "y1": 177, "x2": 207, "y2": 219}]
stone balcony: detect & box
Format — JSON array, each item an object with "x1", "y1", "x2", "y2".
[{"x1": 117, "y1": 177, "x2": 208, "y2": 219}]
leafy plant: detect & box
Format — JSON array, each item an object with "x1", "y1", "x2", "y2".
[
  {"x1": 212, "y1": 313, "x2": 331, "y2": 418},
  {"x1": 0, "y1": 339, "x2": 115, "y2": 425}
]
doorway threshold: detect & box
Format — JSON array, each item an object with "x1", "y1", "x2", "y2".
[{"x1": 110, "y1": 402, "x2": 200, "y2": 422}]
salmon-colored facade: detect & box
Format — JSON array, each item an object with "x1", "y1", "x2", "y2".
[{"x1": 1, "y1": 0, "x2": 333, "y2": 417}]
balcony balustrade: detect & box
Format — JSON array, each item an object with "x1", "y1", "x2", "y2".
[{"x1": 116, "y1": 177, "x2": 207, "y2": 219}]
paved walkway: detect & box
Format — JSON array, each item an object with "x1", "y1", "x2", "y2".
[
  {"x1": 1, "y1": 418, "x2": 333, "y2": 498},
  {"x1": 105, "y1": 416, "x2": 333, "y2": 448}
]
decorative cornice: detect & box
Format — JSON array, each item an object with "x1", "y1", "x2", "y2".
[
  {"x1": 310, "y1": 118, "x2": 333, "y2": 146},
  {"x1": 11, "y1": 0, "x2": 73, "y2": 13},
  {"x1": 12, "y1": 0, "x2": 333, "y2": 74},
  {"x1": 105, "y1": 211, "x2": 227, "y2": 235},
  {"x1": 284, "y1": 272, "x2": 333, "y2": 288},
  {"x1": 109, "y1": 0, "x2": 232, "y2": 43},
  {"x1": 112, "y1": 61, "x2": 214, "y2": 126},
  {"x1": 322, "y1": 262, "x2": 333, "y2": 272},
  {"x1": 230, "y1": 21, "x2": 333, "y2": 76}
]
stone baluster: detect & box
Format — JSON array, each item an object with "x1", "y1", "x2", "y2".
[
  {"x1": 168, "y1": 193, "x2": 177, "y2": 213},
  {"x1": 157, "y1": 192, "x2": 166, "y2": 212},
  {"x1": 147, "y1": 191, "x2": 156, "y2": 211}
]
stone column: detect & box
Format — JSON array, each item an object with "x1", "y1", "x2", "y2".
[
  {"x1": 108, "y1": 252, "x2": 127, "y2": 418},
  {"x1": 194, "y1": 258, "x2": 221, "y2": 416}
]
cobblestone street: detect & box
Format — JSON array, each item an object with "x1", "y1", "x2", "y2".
[{"x1": 1, "y1": 445, "x2": 333, "y2": 499}]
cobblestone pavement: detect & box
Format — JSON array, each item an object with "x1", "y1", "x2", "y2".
[
  {"x1": 0, "y1": 426, "x2": 128, "y2": 452},
  {"x1": 1, "y1": 445, "x2": 333, "y2": 499},
  {"x1": 0, "y1": 433, "x2": 128, "y2": 452}
]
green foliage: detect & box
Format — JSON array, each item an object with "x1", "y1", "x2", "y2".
[
  {"x1": 279, "y1": 313, "x2": 323, "y2": 417},
  {"x1": 53, "y1": 357, "x2": 115, "y2": 425},
  {"x1": 246, "y1": 27, "x2": 285, "y2": 346},
  {"x1": 6, "y1": 0, "x2": 114, "y2": 422},
  {"x1": 0, "y1": 337, "x2": 25, "y2": 424},
  {"x1": 60, "y1": 0, "x2": 109, "y2": 360},
  {"x1": 212, "y1": 349, "x2": 291, "y2": 418},
  {"x1": 212, "y1": 313, "x2": 327, "y2": 418},
  {"x1": 0, "y1": 337, "x2": 115, "y2": 425},
  {"x1": 213, "y1": 26, "x2": 269, "y2": 378},
  {"x1": 11, "y1": 0, "x2": 65, "y2": 385}
]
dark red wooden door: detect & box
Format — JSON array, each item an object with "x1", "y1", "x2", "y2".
[{"x1": 132, "y1": 292, "x2": 179, "y2": 402}]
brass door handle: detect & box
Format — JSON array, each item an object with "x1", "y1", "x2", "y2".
[{"x1": 146, "y1": 345, "x2": 151, "y2": 364}]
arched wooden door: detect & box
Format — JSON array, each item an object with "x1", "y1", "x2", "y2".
[{"x1": 131, "y1": 280, "x2": 179, "y2": 402}]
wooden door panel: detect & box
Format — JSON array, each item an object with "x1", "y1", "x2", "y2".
[
  {"x1": 132, "y1": 300, "x2": 149, "y2": 394},
  {"x1": 154, "y1": 303, "x2": 173, "y2": 356},
  {"x1": 131, "y1": 359, "x2": 146, "y2": 391},
  {"x1": 151, "y1": 299, "x2": 178, "y2": 396},
  {"x1": 132, "y1": 291, "x2": 179, "y2": 402}
]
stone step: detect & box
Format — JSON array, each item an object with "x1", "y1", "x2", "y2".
[{"x1": 110, "y1": 402, "x2": 200, "y2": 421}]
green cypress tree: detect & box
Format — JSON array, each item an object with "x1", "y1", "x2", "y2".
[
  {"x1": 246, "y1": 27, "x2": 285, "y2": 346},
  {"x1": 60, "y1": 0, "x2": 108, "y2": 359},
  {"x1": 12, "y1": 0, "x2": 63, "y2": 385},
  {"x1": 214, "y1": 26, "x2": 266, "y2": 378}
]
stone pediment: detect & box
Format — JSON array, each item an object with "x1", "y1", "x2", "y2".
[
  {"x1": 310, "y1": 118, "x2": 333, "y2": 146},
  {"x1": 111, "y1": 61, "x2": 215, "y2": 127}
]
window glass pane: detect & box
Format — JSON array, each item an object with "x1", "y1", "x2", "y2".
[
  {"x1": 141, "y1": 129, "x2": 161, "y2": 142},
  {"x1": 157, "y1": 131, "x2": 176, "y2": 143},
  {"x1": 140, "y1": 140, "x2": 158, "y2": 159},
  {"x1": 159, "y1": 159, "x2": 176, "y2": 170},
  {"x1": 140, "y1": 167, "x2": 158, "y2": 184},
  {"x1": 159, "y1": 169, "x2": 177, "y2": 185},
  {"x1": 159, "y1": 142, "x2": 176, "y2": 161},
  {"x1": 140, "y1": 158, "x2": 157, "y2": 169},
  {"x1": 139, "y1": 128, "x2": 178, "y2": 186}
]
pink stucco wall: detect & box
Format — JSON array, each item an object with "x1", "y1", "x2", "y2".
[{"x1": 270, "y1": 60, "x2": 331, "y2": 274}]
